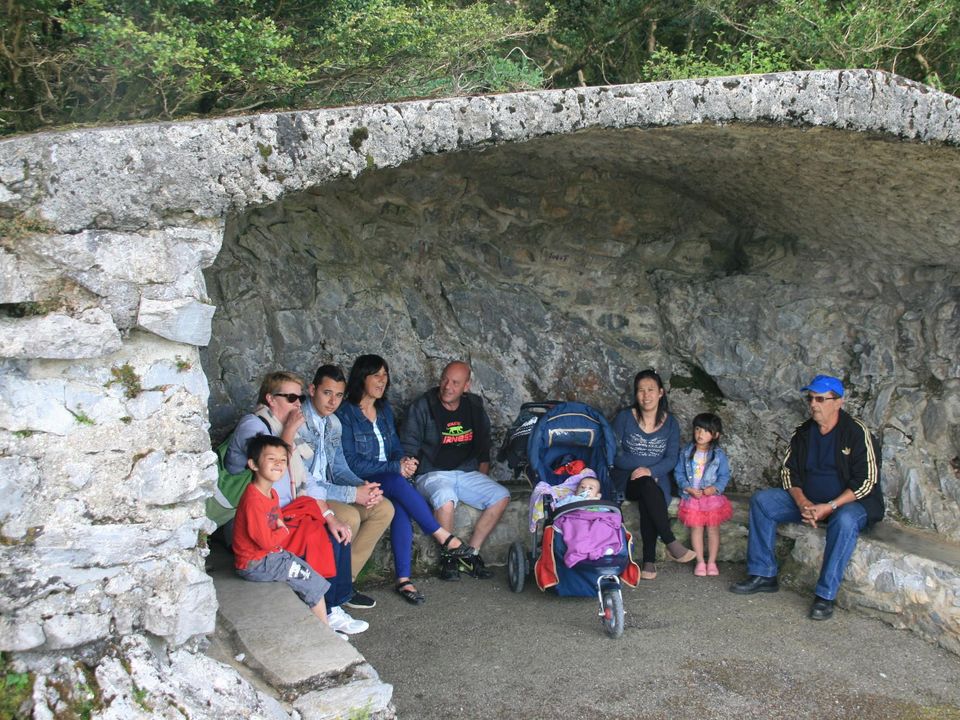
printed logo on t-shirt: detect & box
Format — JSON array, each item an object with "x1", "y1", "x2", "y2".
[
  {"x1": 625, "y1": 433, "x2": 667, "y2": 458},
  {"x1": 441, "y1": 421, "x2": 473, "y2": 445},
  {"x1": 267, "y1": 507, "x2": 281, "y2": 530}
]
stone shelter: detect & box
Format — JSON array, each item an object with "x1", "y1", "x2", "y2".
[{"x1": 1, "y1": 69, "x2": 959, "y2": 716}]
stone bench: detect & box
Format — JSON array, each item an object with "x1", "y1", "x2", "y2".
[
  {"x1": 776, "y1": 518, "x2": 960, "y2": 656},
  {"x1": 382, "y1": 487, "x2": 960, "y2": 657},
  {"x1": 205, "y1": 544, "x2": 396, "y2": 719}
]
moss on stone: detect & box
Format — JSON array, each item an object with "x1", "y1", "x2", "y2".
[
  {"x1": 107, "y1": 363, "x2": 143, "y2": 399},
  {"x1": 349, "y1": 126, "x2": 369, "y2": 152}
]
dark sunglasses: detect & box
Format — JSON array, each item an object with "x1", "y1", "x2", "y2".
[
  {"x1": 806, "y1": 395, "x2": 838, "y2": 404},
  {"x1": 272, "y1": 392, "x2": 305, "y2": 404}
]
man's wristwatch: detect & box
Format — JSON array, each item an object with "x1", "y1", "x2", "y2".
[
  {"x1": 322, "y1": 509, "x2": 335, "y2": 518},
  {"x1": 828, "y1": 500, "x2": 838, "y2": 511}
]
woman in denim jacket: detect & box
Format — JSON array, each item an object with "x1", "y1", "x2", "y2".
[{"x1": 336, "y1": 354, "x2": 471, "y2": 605}]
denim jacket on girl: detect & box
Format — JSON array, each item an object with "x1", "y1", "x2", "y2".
[
  {"x1": 335, "y1": 399, "x2": 405, "y2": 479},
  {"x1": 674, "y1": 443, "x2": 731, "y2": 499}
]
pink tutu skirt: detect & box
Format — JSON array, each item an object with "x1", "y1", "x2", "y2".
[{"x1": 678, "y1": 494, "x2": 733, "y2": 527}]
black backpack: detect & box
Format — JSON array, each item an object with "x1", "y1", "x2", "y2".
[{"x1": 496, "y1": 401, "x2": 561, "y2": 479}]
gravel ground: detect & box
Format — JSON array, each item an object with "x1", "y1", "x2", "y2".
[{"x1": 350, "y1": 561, "x2": 960, "y2": 720}]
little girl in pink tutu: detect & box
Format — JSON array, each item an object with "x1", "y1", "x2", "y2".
[{"x1": 675, "y1": 413, "x2": 733, "y2": 577}]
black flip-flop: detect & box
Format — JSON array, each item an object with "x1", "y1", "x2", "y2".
[{"x1": 395, "y1": 580, "x2": 425, "y2": 606}]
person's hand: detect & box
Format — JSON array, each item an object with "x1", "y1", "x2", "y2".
[
  {"x1": 355, "y1": 482, "x2": 383, "y2": 507},
  {"x1": 702, "y1": 486, "x2": 717, "y2": 496},
  {"x1": 687, "y1": 487, "x2": 703, "y2": 498},
  {"x1": 630, "y1": 466, "x2": 651, "y2": 481},
  {"x1": 802, "y1": 504, "x2": 830, "y2": 528},
  {"x1": 399, "y1": 456, "x2": 419, "y2": 479},
  {"x1": 280, "y1": 405, "x2": 305, "y2": 442},
  {"x1": 326, "y1": 515, "x2": 352, "y2": 544}
]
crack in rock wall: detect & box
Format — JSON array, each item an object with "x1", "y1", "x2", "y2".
[{"x1": 0, "y1": 69, "x2": 958, "y2": 715}]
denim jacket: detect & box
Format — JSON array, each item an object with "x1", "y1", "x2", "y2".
[
  {"x1": 674, "y1": 443, "x2": 731, "y2": 499},
  {"x1": 335, "y1": 399, "x2": 404, "y2": 479},
  {"x1": 296, "y1": 400, "x2": 365, "y2": 503}
]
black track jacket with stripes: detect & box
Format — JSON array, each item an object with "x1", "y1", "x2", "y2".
[{"x1": 780, "y1": 409, "x2": 885, "y2": 524}]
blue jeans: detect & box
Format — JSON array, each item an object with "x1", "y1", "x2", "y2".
[
  {"x1": 746, "y1": 488, "x2": 867, "y2": 601},
  {"x1": 325, "y1": 531, "x2": 354, "y2": 609},
  {"x1": 370, "y1": 472, "x2": 442, "y2": 579}
]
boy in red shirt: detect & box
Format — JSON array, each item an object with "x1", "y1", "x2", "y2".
[{"x1": 233, "y1": 435, "x2": 332, "y2": 625}]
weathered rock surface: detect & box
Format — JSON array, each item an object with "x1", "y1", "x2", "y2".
[
  {"x1": 1, "y1": 69, "x2": 958, "y2": 713},
  {"x1": 779, "y1": 520, "x2": 960, "y2": 656}
]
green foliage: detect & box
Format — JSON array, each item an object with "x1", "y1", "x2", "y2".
[
  {"x1": 174, "y1": 355, "x2": 193, "y2": 372},
  {"x1": 132, "y1": 684, "x2": 153, "y2": 712},
  {"x1": 12, "y1": 430, "x2": 34, "y2": 438},
  {"x1": 523, "y1": 0, "x2": 958, "y2": 94},
  {"x1": 694, "y1": 0, "x2": 959, "y2": 92},
  {"x1": 0, "y1": 654, "x2": 33, "y2": 720},
  {"x1": 1, "y1": 0, "x2": 956, "y2": 135},
  {"x1": 70, "y1": 407, "x2": 96, "y2": 426},
  {"x1": 644, "y1": 35, "x2": 794, "y2": 81},
  {"x1": 1, "y1": 0, "x2": 546, "y2": 135}
]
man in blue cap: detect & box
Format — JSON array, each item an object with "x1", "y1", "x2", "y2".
[{"x1": 730, "y1": 374, "x2": 884, "y2": 619}]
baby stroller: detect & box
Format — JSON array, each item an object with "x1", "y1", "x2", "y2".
[{"x1": 505, "y1": 401, "x2": 639, "y2": 638}]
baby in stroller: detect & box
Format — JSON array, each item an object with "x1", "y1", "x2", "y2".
[
  {"x1": 507, "y1": 402, "x2": 640, "y2": 637},
  {"x1": 553, "y1": 472, "x2": 602, "y2": 507},
  {"x1": 551, "y1": 470, "x2": 623, "y2": 568}
]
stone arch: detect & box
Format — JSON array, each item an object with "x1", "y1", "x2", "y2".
[{"x1": 1, "y1": 69, "x2": 958, "y2": 694}]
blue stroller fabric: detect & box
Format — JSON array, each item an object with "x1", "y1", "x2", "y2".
[
  {"x1": 526, "y1": 402, "x2": 639, "y2": 596},
  {"x1": 525, "y1": 401, "x2": 618, "y2": 499}
]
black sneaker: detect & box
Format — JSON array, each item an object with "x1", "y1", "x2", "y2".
[
  {"x1": 344, "y1": 591, "x2": 376, "y2": 610},
  {"x1": 439, "y1": 554, "x2": 461, "y2": 581},
  {"x1": 459, "y1": 553, "x2": 493, "y2": 579}
]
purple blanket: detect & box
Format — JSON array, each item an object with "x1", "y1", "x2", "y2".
[{"x1": 553, "y1": 509, "x2": 622, "y2": 568}]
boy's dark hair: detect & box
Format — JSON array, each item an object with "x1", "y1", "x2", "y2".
[
  {"x1": 631, "y1": 368, "x2": 669, "y2": 426},
  {"x1": 689, "y1": 413, "x2": 723, "y2": 457},
  {"x1": 246, "y1": 434, "x2": 289, "y2": 465},
  {"x1": 313, "y1": 363, "x2": 347, "y2": 387},
  {"x1": 346, "y1": 354, "x2": 390, "y2": 407}
]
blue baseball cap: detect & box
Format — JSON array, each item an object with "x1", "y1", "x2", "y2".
[{"x1": 800, "y1": 374, "x2": 844, "y2": 397}]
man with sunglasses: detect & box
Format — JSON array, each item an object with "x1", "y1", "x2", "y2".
[{"x1": 730, "y1": 374, "x2": 884, "y2": 620}]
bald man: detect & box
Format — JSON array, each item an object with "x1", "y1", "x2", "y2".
[{"x1": 401, "y1": 361, "x2": 510, "y2": 581}]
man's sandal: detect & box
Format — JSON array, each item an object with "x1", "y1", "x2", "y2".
[
  {"x1": 440, "y1": 535, "x2": 472, "y2": 558},
  {"x1": 395, "y1": 580, "x2": 425, "y2": 606}
]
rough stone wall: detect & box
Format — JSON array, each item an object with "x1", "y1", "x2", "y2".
[
  {"x1": 0, "y1": 69, "x2": 958, "y2": 711},
  {"x1": 206, "y1": 123, "x2": 960, "y2": 540}
]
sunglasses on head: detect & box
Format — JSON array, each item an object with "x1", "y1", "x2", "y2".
[
  {"x1": 272, "y1": 392, "x2": 305, "y2": 404},
  {"x1": 806, "y1": 395, "x2": 838, "y2": 404}
]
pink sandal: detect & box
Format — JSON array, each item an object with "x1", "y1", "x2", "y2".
[{"x1": 706, "y1": 563, "x2": 719, "y2": 576}]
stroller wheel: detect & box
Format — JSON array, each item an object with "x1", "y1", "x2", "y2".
[
  {"x1": 507, "y1": 541, "x2": 526, "y2": 593},
  {"x1": 599, "y1": 585, "x2": 624, "y2": 638}
]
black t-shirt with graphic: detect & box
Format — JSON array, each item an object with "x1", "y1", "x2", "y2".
[{"x1": 432, "y1": 402, "x2": 476, "y2": 471}]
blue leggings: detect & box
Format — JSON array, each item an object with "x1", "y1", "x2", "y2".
[{"x1": 370, "y1": 472, "x2": 441, "y2": 579}]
